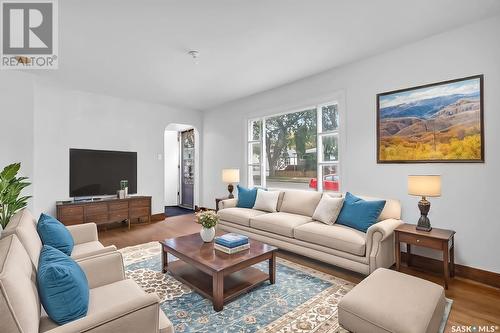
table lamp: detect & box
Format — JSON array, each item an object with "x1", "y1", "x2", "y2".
[
  {"x1": 408, "y1": 175, "x2": 441, "y2": 232},
  {"x1": 222, "y1": 169, "x2": 240, "y2": 199}
]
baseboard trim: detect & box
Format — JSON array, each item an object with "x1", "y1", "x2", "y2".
[
  {"x1": 401, "y1": 252, "x2": 499, "y2": 289},
  {"x1": 151, "y1": 213, "x2": 166, "y2": 222}
]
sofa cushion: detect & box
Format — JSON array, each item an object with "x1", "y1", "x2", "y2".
[
  {"x1": 37, "y1": 213, "x2": 74, "y2": 256},
  {"x1": 250, "y1": 212, "x2": 312, "y2": 238},
  {"x1": 218, "y1": 207, "x2": 268, "y2": 227},
  {"x1": 71, "y1": 241, "x2": 105, "y2": 259},
  {"x1": 338, "y1": 268, "x2": 445, "y2": 333},
  {"x1": 37, "y1": 245, "x2": 89, "y2": 325},
  {"x1": 279, "y1": 190, "x2": 322, "y2": 217},
  {"x1": 1, "y1": 208, "x2": 42, "y2": 267},
  {"x1": 337, "y1": 192, "x2": 386, "y2": 232},
  {"x1": 89, "y1": 279, "x2": 145, "y2": 313},
  {"x1": 312, "y1": 194, "x2": 344, "y2": 225},
  {"x1": 236, "y1": 185, "x2": 258, "y2": 208},
  {"x1": 0, "y1": 235, "x2": 40, "y2": 333},
  {"x1": 294, "y1": 222, "x2": 366, "y2": 256},
  {"x1": 253, "y1": 189, "x2": 281, "y2": 212},
  {"x1": 39, "y1": 279, "x2": 148, "y2": 331}
]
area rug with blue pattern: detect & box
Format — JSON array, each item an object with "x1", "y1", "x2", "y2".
[{"x1": 119, "y1": 241, "x2": 452, "y2": 333}]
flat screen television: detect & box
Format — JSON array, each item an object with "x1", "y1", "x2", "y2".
[{"x1": 70, "y1": 149, "x2": 137, "y2": 197}]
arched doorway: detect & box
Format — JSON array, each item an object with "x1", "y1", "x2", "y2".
[{"x1": 164, "y1": 123, "x2": 200, "y2": 215}]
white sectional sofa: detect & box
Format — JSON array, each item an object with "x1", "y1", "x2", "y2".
[{"x1": 217, "y1": 190, "x2": 403, "y2": 275}]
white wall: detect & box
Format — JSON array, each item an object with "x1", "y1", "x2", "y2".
[
  {"x1": 33, "y1": 79, "x2": 202, "y2": 216},
  {"x1": 202, "y1": 16, "x2": 500, "y2": 273},
  {"x1": 0, "y1": 72, "x2": 35, "y2": 210}
]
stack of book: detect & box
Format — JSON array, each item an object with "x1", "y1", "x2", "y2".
[{"x1": 214, "y1": 233, "x2": 249, "y2": 254}]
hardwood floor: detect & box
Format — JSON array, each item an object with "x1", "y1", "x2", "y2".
[{"x1": 98, "y1": 214, "x2": 500, "y2": 332}]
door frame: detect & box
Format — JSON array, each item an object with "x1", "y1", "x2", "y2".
[{"x1": 164, "y1": 124, "x2": 200, "y2": 210}]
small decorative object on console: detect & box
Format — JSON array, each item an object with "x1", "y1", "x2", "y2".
[
  {"x1": 117, "y1": 189, "x2": 125, "y2": 199},
  {"x1": 408, "y1": 175, "x2": 441, "y2": 231},
  {"x1": 196, "y1": 210, "x2": 219, "y2": 242},
  {"x1": 222, "y1": 169, "x2": 240, "y2": 199},
  {"x1": 120, "y1": 180, "x2": 129, "y2": 197}
]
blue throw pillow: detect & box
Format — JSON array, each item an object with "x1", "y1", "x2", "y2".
[
  {"x1": 37, "y1": 213, "x2": 74, "y2": 255},
  {"x1": 337, "y1": 192, "x2": 386, "y2": 233},
  {"x1": 236, "y1": 185, "x2": 258, "y2": 208},
  {"x1": 37, "y1": 245, "x2": 89, "y2": 325}
]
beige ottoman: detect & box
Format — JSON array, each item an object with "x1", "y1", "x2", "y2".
[{"x1": 338, "y1": 268, "x2": 446, "y2": 333}]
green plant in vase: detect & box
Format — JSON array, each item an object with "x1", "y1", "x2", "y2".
[
  {"x1": 196, "y1": 210, "x2": 219, "y2": 242},
  {"x1": 0, "y1": 163, "x2": 31, "y2": 229}
]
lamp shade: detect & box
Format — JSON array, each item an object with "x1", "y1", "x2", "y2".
[
  {"x1": 408, "y1": 175, "x2": 441, "y2": 197},
  {"x1": 222, "y1": 169, "x2": 240, "y2": 183}
]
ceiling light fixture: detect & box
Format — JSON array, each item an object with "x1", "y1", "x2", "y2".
[{"x1": 188, "y1": 50, "x2": 200, "y2": 64}]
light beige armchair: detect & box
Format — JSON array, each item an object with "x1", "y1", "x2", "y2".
[
  {"x1": 0, "y1": 234, "x2": 173, "y2": 333},
  {"x1": 1, "y1": 209, "x2": 116, "y2": 267}
]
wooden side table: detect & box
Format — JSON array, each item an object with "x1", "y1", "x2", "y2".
[
  {"x1": 215, "y1": 197, "x2": 228, "y2": 212},
  {"x1": 394, "y1": 224, "x2": 455, "y2": 289}
]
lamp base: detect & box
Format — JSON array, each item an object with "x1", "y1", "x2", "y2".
[
  {"x1": 416, "y1": 224, "x2": 432, "y2": 232},
  {"x1": 416, "y1": 197, "x2": 432, "y2": 232},
  {"x1": 227, "y1": 184, "x2": 234, "y2": 199}
]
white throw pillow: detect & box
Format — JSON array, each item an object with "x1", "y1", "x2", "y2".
[
  {"x1": 253, "y1": 189, "x2": 281, "y2": 212},
  {"x1": 312, "y1": 194, "x2": 344, "y2": 225}
]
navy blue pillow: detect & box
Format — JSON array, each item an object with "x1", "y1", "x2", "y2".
[
  {"x1": 37, "y1": 245, "x2": 89, "y2": 325},
  {"x1": 37, "y1": 213, "x2": 74, "y2": 255},
  {"x1": 337, "y1": 192, "x2": 386, "y2": 232},
  {"x1": 236, "y1": 185, "x2": 258, "y2": 208}
]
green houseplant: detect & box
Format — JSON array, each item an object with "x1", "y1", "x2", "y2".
[
  {"x1": 0, "y1": 163, "x2": 31, "y2": 229},
  {"x1": 196, "y1": 210, "x2": 219, "y2": 242}
]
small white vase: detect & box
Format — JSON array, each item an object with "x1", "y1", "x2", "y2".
[{"x1": 200, "y1": 227, "x2": 216, "y2": 242}]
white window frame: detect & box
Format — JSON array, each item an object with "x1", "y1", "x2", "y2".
[
  {"x1": 247, "y1": 118, "x2": 265, "y2": 188},
  {"x1": 246, "y1": 96, "x2": 344, "y2": 193}
]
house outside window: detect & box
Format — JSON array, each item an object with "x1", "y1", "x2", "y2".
[{"x1": 247, "y1": 101, "x2": 341, "y2": 192}]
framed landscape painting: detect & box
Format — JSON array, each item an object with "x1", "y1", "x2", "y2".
[{"x1": 377, "y1": 75, "x2": 484, "y2": 163}]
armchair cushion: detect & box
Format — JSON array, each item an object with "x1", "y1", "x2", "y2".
[
  {"x1": 37, "y1": 245, "x2": 89, "y2": 325},
  {"x1": 71, "y1": 241, "x2": 105, "y2": 259},
  {"x1": 67, "y1": 223, "x2": 98, "y2": 244},
  {"x1": 37, "y1": 214, "x2": 74, "y2": 256},
  {"x1": 77, "y1": 251, "x2": 125, "y2": 289},
  {"x1": 40, "y1": 280, "x2": 161, "y2": 333}
]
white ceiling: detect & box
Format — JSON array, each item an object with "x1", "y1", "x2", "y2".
[{"x1": 35, "y1": 0, "x2": 500, "y2": 110}]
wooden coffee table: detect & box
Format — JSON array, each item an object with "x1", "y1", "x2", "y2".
[{"x1": 159, "y1": 233, "x2": 277, "y2": 311}]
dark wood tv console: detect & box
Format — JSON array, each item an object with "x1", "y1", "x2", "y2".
[{"x1": 56, "y1": 196, "x2": 151, "y2": 229}]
